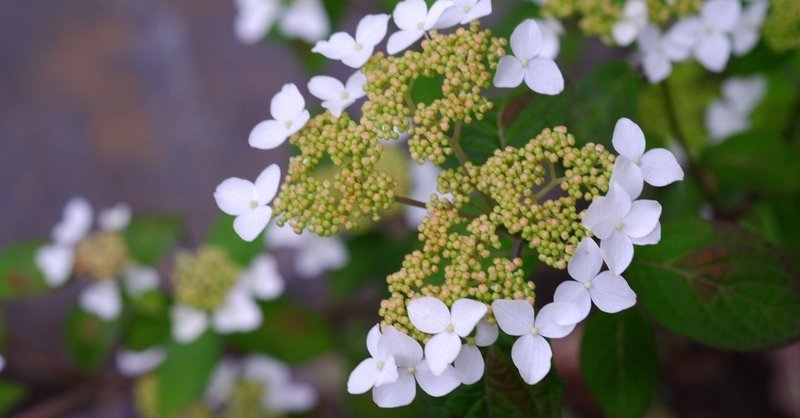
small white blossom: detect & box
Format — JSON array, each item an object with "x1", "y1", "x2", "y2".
[
  {"x1": 387, "y1": 0, "x2": 455, "y2": 55},
  {"x1": 491, "y1": 300, "x2": 581, "y2": 385},
  {"x1": 435, "y1": 0, "x2": 492, "y2": 29},
  {"x1": 553, "y1": 238, "x2": 637, "y2": 321},
  {"x1": 214, "y1": 164, "x2": 281, "y2": 242},
  {"x1": 312, "y1": 14, "x2": 391, "y2": 68},
  {"x1": 234, "y1": 0, "x2": 281, "y2": 44},
  {"x1": 493, "y1": 19, "x2": 564, "y2": 95},
  {"x1": 705, "y1": 74, "x2": 767, "y2": 142},
  {"x1": 79, "y1": 281, "x2": 122, "y2": 321},
  {"x1": 637, "y1": 25, "x2": 690, "y2": 84},
  {"x1": 732, "y1": 0, "x2": 768, "y2": 56},
  {"x1": 348, "y1": 325, "x2": 400, "y2": 394},
  {"x1": 238, "y1": 254, "x2": 285, "y2": 300},
  {"x1": 669, "y1": 0, "x2": 741, "y2": 72},
  {"x1": 612, "y1": 0, "x2": 649, "y2": 46},
  {"x1": 248, "y1": 84, "x2": 310, "y2": 150},
  {"x1": 52, "y1": 197, "x2": 93, "y2": 246},
  {"x1": 308, "y1": 71, "x2": 367, "y2": 118},
  {"x1": 279, "y1": 0, "x2": 330, "y2": 43},
  {"x1": 266, "y1": 223, "x2": 348, "y2": 279},
  {"x1": 122, "y1": 266, "x2": 160, "y2": 297},
  {"x1": 98, "y1": 203, "x2": 131, "y2": 232},
  {"x1": 116, "y1": 347, "x2": 166, "y2": 377}
]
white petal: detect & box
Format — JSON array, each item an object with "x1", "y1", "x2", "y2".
[
  {"x1": 240, "y1": 254, "x2": 284, "y2": 300},
  {"x1": 491, "y1": 299, "x2": 534, "y2": 336},
  {"x1": 424, "y1": 332, "x2": 462, "y2": 376},
  {"x1": 553, "y1": 281, "x2": 592, "y2": 321},
  {"x1": 35, "y1": 244, "x2": 74, "y2": 287},
  {"x1": 98, "y1": 203, "x2": 131, "y2": 232},
  {"x1": 568, "y1": 237, "x2": 603, "y2": 283},
  {"x1": 366, "y1": 324, "x2": 382, "y2": 358},
  {"x1": 523, "y1": 57, "x2": 564, "y2": 95},
  {"x1": 722, "y1": 75, "x2": 767, "y2": 114},
  {"x1": 295, "y1": 237, "x2": 348, "y2": 278},
  {"x1": 249, "y1": 119, "x2": 290, "y2": 150},
  {"x1": 356, "y1": 14, "x2": 391, "y2": 46},
  {"x1": 234, "y1": 0, "x2": 279, "y2": 44},
  {"x1": 286, "y1": 110, "x2": 310, "y2": 137},
  {"x1": 631, "y1": 222, "x2": 661, "y2": 245},
  {"x1": 583, "y1": 183, "x2": 632, "y2": 240},
  {"x1": 424, "y1": 0, "x2": 456, "y2": 30},
  {"x1": 407, "y1": 297, "x2": 451, "y2": 334},
  {"x1": 732, "y1": 29, "x2": 759, "y2": 56},
  {"x1": 321, "y1": 98, "x2": 353, "y2": 118},
  {"x1": 610, "y1": 156, "x2": 645, "y2": 200},
  {"x1": 535, "y1": 302, "x2": 580, "y2": 338},
  {"x1": 266, "y1": 222, "x2": 307, "y2": 248},
  {"x1": 387, "y1": 29, "x2": 424, "y2": 55},
  {"x1": 590, "y1": 271, "x2": 637, "y2": 313},
  {"x1": 205, "y1": 358, "x2": 240, "y2": 408},
  {"x1": 342, "y1": 46, "x2": 374, "y2": 68},
  {"x1": 214, "y1": 177, "x2": 257, "y2": 216},
  {"x1": 271, "y1": 83, "x2": 306, "y2": 122},
  {"x1": 493, "y1": 56, "x2": 524, "y2": 88},
  {"x1": 267, "y1": 381, "x2": 318, "y2": 413},
  {"x1": 454, "y1": 344, "x2": 484, "y2": 384},
  {"x1": 116, "y1": 347, "x2": 166, "y2": 377},
  {"x1": 243, "y1": 355, "x2": 289, "y2": 384},
  {"x1": 393, "y1": 0, "x2": 428, "y2": 31},
  {"x1": 451, "y1": 298, "x2": 488, "y2": 337},
  {"x1": 375, "y1": 356, "x2": 399, "y2": 387},
  {"x1": 642, "y1": 53, "x2": 673, "y2": 84},
  {"x1": 308, "y1": 75, "x2": 346, "y2": 102},
  {"x1": 379, "y1": 326, "x2": 424, "y2": 367},
  {"x1": 255, "y1": 164, "x2": 282, "y2": 205},
  {"x1": 233, "y1": 206, "x2": 273, "y2": 242},
  {"x1": 694, "y1": 34, "x2": 731, "y2": 73},
  {"x1": 53, "y1": 197, "x2": 93, "y2": 245},
  {"x1": 345, "y1": 71, "x2": 368, "y2": 99},
  {"x1": 122, "y1": 266, "x2": 159, "y2": 297},
  {"x1": 79, "y1": 281, "x2": 122, "y2": 321},
  {"x1": 171, "y1": 305, "x2": 209, "y2": 344},
  {"x1": 347, "y1": 358, "x2": 380, "y2": 394},
  {"x1": 211, "y1": 290, "x2": 263, "y2": 333},
  {"x1": 622, "y1": 199, "x2": 662, "y2": 239},
  {"x1": 434, "y1": 6, "x2": 463, "y2": 29},
  {"x1": 612, "y1": 118, "x2": 645, "y2": 160},
  {"x1": 372, "y1": 370, "x2": 416, "y2": 408},
  {"x1": 415, "y1": 360, "x2": 461, "y2": 397},
  {"x1": 705, "y1": 100, "x2": 748, "y2": 141},
  {"x1": 639, "y1": 148, "x2": 684, "y2": 187},
  {"x1": 279, "y1": 0, "x2": 330, "y2": 43},
  {"x1": 510, "y1": 19, "x2": 543, "y2": 60},
  {"x1": 464, "y1": 0, "x2": 492, "y2": 23},
  {"x1": 474, "y1": 318, "x2": 499, "y2": 346},
  {"x1": 612, "y1": 20, "x2": 640, "y2": 46},
  {"x1": 537, "y1": 18, "x2": 562, "y2": 59},
  {"x1": 702, "y1": 0, "x2": 741, "y2": 32},
  {"x1": 312, "y1": 32, "x2": 356, "y2": 60},
  {"x1": 601, "y1": 231, "x2": 634, "y2": 275},
  {"x1": 667, "y1": 17, "x2": 702, "y2": 50},
  {"x1": 511, "y1": 334, "x2": 552, "y2": 385}
]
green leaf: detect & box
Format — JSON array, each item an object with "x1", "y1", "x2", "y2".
[
  {"x1": 0, "y1": 242, "x2": 50, "y2": 298},
  {"x1": 228, "y1": 299, "x2": 334, "y2": 364},
  {"x1": 207, "y1": 216, "x2": 263, "y2": 266},
  {"x1": 702, "y1": 132, "x2": 800, "y2": 195},
  {"x1": 156, "y1": 331, "x2": 222, "y2": 416},
  {"x1": 580, "y1": 310, "x2": 657, "y2": 418},
  {"x1": 0, "y1": 380, "x2": 27, "y2": 416},
  {"x1": 627, "y1": 218, "x2": 800, "y2": 350},
  {"x1": 124, "y1": 215, "x2": 182, "y2": 265},
  {"x1": 64, "y1": 307, "x2": 120, "y2": 372}
]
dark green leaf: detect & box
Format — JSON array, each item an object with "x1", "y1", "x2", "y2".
[
  {"x1": 64, "y1": 307, "x2": 120, "y2": 372},
  {"x1": 124, "y1": 215, "x2": 183, "y2": 265},
  {"x1": 0, "y1": 380, "x2": 27, "y2": 416},
  {"x1": 580, "y1": 310, "x2": 657, "y2": 418},
  {"x1": 627, "y1": 218, "x2": 800, "y2": 350},
  {"x1": 0, "y1": 242, "x2": 50, "y2": 298},
  {"x1": 156, "y1": 331, "x2": 222, "y2": 416},
  {"x1": 207, "y1": 216, "x2": 263, "y2": 266},
  {"x1": 228, "y1": 299, "x2": 334, "y2": 364}
]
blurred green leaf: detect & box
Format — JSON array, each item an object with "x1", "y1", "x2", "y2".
[
  {"x1": 0, "y1": 381, "x2": 27, "y2": 416},
  {"x1": 746, "y1": 196, "x2": 800, "y2": 259},
  {"x1": 627, "y1": 218, "x2": 800, "y2": 350},
  {"x1": 124, "y1": 215, "x2": 182, "y2": 265},
  {"x1": 156, "y1": 331, "x2": 222, "y2": 416},
  {"x1": 122, "y1": 308, "x2": 170, "y2": 351},
  {"x1": 580, "y1": 310, "x2": 657, "y2": 418},
  {"x1": 207, "y1": 216, "x2": 263, "y2": 266},
  {"x1": 64, "y1": 307, "x2": 120, "y2": 372},
  {"x1": 228, "y1": 299, "x2": 334, "y2": 364},
  {"x1": 0, "y1": 242, "x2": 49, "y2": 299}
]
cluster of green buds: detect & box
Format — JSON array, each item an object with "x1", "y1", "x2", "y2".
[
  {"x1": 74, "y1": 231, "x2": 131, "y2": 281},
  {"x1": 763, "y1": 0, "x2": 800, "y2": 52},
  {"x1": 172, "y1": 246, "x2": 240, "y2": 312}
]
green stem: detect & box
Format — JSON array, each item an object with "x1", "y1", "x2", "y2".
[
  {"x1": 784, "y1": 87, "x2": 800, "y2": 143},
  {"x1": 448, "y1": 121, "x2": 470, "y2": 167}
]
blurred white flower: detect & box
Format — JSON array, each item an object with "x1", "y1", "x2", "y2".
[
  {"x1": 494, "y1": 19, "x2": 564, "y2": 95},
  {"x1": 732, "y1": 0, "x2": 768, "y2": 56},
  {"x1": 705, "y1": 74, "x2": 767, "y2": 142},
  {"x1": 238, "y1": 254, "x2": 285, "y2": 300},
  {"x1": 79, "y1": 281, "x2": 123, "y2": 321},
  {"x1": 536, "y1": 18, "x2": 564, "y2": 60},
  {"x1": 280, "y1": 0, "x2": 330, "y2": 43},
  {"x1": 406, "y1": 161, "x2": 447, "y2": 227},
  {"x1": 234, "y1": 0, "x2": 329, "y2": 44},
  {"x1": 116, "y1": 347, "x2": 166, "y2": 377},
  {"x1": 612, "y1": 0, "x2": 649, "y2": 46},
  {"x1": 308, "y1": 71, "x2": 367, "y2": 118},
  {"x1": 266, "y1": 223, "x2": 348, "y2": 279},
  {"x1": 214, "y1": 164, "x2": 281, "y2": 242},
  {"x1": 637, "y1": 25, "x2": 690, "y2": 84},
  {"x1": 669, "y1": 0, "x2": 741, "y2": 72},
  {"x1": 248, "y1": 84, "x2": 310, "y2": 150},
  {"x1": 98, "y1": 203, "x2": 131, "y2": 232},
  {"x1": 435, "y1": 0, "x2": 492, "y2": 29},
  {"x1": 312, "y1": 14, "x2": 391, "y2": 68},
  {"x1": 387, "y1": 0, "x2": 455, "y2": 55},
  {"x1": 235, "y1": 0, "x2": 281, "y2": 44},
  {"x1": 122, "y1": 266, "x2": 160, "y2": 297}
]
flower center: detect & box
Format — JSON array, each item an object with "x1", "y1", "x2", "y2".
[
  {"x1": 445, "y1": 324, "x2": 454, "y2": 332},
  {"x1": 520, "y1": 59, "x2": 529, "y2": 67},
  {"x1": 340, "y1": 91, "x2": 350, "y2": 100},
  {"x1": 530, "y1": 327, "x2": 540, "y2": 335},
  {"x1": 416, "y1": 22, "x2": 424, "y2": 30},
  {"x1": 249, "y1": 200, "x2": 259, "y2": 209},
  {"x1": 284, "y1": 120, "x2": 293, "y2": 129},
  {"x1": 584, "y1": 281, "x2": 593, "y2": 289},
  {"x1": 463, "y1": 6, "x2": 472, "y2": 12},
  {"x1": 407, "y1": 366, "x2": 416, "y2": 374},
  {"x1": 376, "y1": 361, "x2": 385, "y2": 370},
  {"x1": 354, "y1": 43, "x2": 363, "y2": 51},
  {"x1": 633, "y1": 157, "x2": 641, "y2": 165},
  {"x1": 615, "y1": 221, "x2": 624, "y2": 230}
]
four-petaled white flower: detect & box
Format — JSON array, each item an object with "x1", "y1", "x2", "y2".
[
  {"x1": 312, "y1": 14, "x2": 391, "y2": 68},
  {"x1": 347, "y1": 325, "x2": 400, "y2": 394},
  {"x1": 553, "y1": 238, "x2": 637, "y2": 321},
  {"x1": 308, "y1": 71, "x2": 367, "y2": 118},
  {"x1": 582, "y1": 182, "x2": 662, "y2": 275},
  {"x1": 387, "y1": 0, "x2": 455, "y2": 55},
  {"x1": 491, "y1": 300, "x2": 581, "y2": 385},
  {"x1": 705, "y1": 74, "x2": 767, "y2": 142},
  {"x1": 612, "y1": 0, "x2": 649, "y2": 46},
  {"x1": 669, "y1": 0, "x2": 741, "y2": 72},
  {"x1": 279, "y1": 0, "x2": 330, "y2": 44},
  {"x1": 732, "y1": 0, "x2": 768, "y2": 56},
  {"x1": 235, "y1": 0, "x2": 281, "y2": 45},
  {"x1": 637, "y1": 25, "x2": 690, "y2": 84},
  {"x1": 407, "y1": 297, "x2": 487, "y2": 376},
  {"x1": 609, "y1": 118, "x2": 684, "y2": 199},
  {"x1": 248, "y1": 84, "x2": 310, "y2": 151},
  {"x1": 493, "y1": 19, "x2": 565, "y2": 95},
  {"x1": 453, "y1": 318, "x2": 498, "y2": 385},
  {"x1": 266, "y1": 223, "x2": 348, "y2": 279},
  {"x1": 435, "y1": 0, "x2": 492, "y2": 29},
  {"x1": 214, "y1": 164, "x2": 281, "y2": 242},
  {"x1": 371, "y1": 326, "x2": 461, "y2": 408}
]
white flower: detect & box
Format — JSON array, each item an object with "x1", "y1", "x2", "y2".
[
  {"x1": 234, "y1": 0, "x2": 281, "y2": 44},
  {"x1": 732, "y1": 0, "x2": 767, "y2": 56},
  {"x1": 308, "y1": 71, "x2": 367, "y2": 118},
  {"x1": 170, "y1": 290, "x2": 263, "y2": 344},
  {"x1": 491, "y1": 300, "x2": 580, "y2": 385},
  {"x1": 170, "y1": 304, "x2": 210, "y2": 344},
  {"x1": 266, "y1": 223, "x2": 348, "y2": 279},
  {"x1": 705, "y1": 100, "x2": 748, "y2": 141},
  {"x1": 214, "y1": 164, "x2": 281, "y2": 242},
  {"x1": 536, "y1": 18, "x2": 565, "y2": 60},
  {"x1": 705, "y1": 75, "x2": 767, "y2": 142},
  {"x1": 371, "y1": 326, "x2": 461, "y2": 408},
  {"x1": 608, "y1": 118, "x2": 684, "y2": 199},
  {"x1": 348, "y1": 325, "x2": 400, "y2": 394},
  {"x1": 612, "y1": 0, "x2": 649, "y2": 46},
  {"x1": 248, "y1": 84, "x2": 310, "y2": 150},
  {"x1": 279, "y1": 0, "x2": 330, "y2": 43},
  {"x1": 116, "y1": 347, "x2": 166, "y2": 377},
  {"x1": 52, "y1": 197, "x2": 93, "y2": 246},
  {"x1": 312, "y1": 14, "x2": 391, "y2": 68},
  {"x1": 79, "y1": 281, "x2": 123, "y2": 321},
  {"x1": 238, "y1": 254, "x2": 285, "y2": 300},
  {"x1": 435, "y1": 0, "x2": 492, "y2": 29},
  {"x1": 122, "y1": 266, "x2": 160, "y2": 297},
  {"x1": 35, "y1": 244, "x2": 74, "y2": 287},
  {"x1": 637, "y1": 25, "x2": 690, "y2": 84},
  {"x1": 453, "y1": 318, "x2": 498, "y2": 385},
  {"x1": 582, "y1": 182, "x2": 662, "y2": 275},
  {"x1": 408, "y1": 297, "x2": 487, "y2": 376},
  {"x1": 669, "y1": 0, "x2": 741, "y2": 72},
  {"x1": 721, "y1": 74, "x2": 767, "y2": 114},
  {"x1": 387, "y1": 0, "x2": 455, "y2": 55},
  {"x1": 493, "y1": 19, "x2": 565, "y2": 95},
  {"x1": 553, "y1": 238, "x2": 637, "y2": 321},
  {"x1": 98, "y1": 203, "x2": 131, "y2": 232}
]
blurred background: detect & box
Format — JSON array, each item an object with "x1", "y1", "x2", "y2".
[{"x1": 0, "y1": 0, "x2": 798, "y2": 417}]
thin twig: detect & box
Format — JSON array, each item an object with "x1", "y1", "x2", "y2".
[{"x1": 395, "y1": 195, "x2": 428, "y2": 209}]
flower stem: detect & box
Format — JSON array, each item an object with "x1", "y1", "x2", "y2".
[{"x1": 395, "y1": 195, "x2": 428, "y2": 209}]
